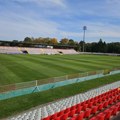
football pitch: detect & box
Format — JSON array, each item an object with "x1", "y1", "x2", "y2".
[{"x1": 0, "y1": 54, "x2": 120, "y2": 85}]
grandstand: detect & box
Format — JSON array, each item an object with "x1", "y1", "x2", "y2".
[
  {"x1": 0, "y1": 46, "x2": 22, "y2": 54},
  {"x1": 0, "y1": 46, "x2": 78, "y2": 55},
  {"x1": 9, "y1": 81, "x2": 120, "y2": 120}
]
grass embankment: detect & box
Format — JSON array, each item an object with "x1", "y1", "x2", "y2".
[{"x1": 0, "y1": 73, "x2": 120, "y2": 119}]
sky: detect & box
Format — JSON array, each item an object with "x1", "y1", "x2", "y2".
[{"x1": 0, "y1": 0, "x2": 120, "y2": 42}]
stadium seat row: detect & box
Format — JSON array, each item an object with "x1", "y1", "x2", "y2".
[
  {"x1": 42, "y1": 88, "x2": 120, "y2": 120},
  {"x1": 0, "y1": 46, "x2": 78, "y2": 55},
  {"x1": 9, "y1": 81, "x2": 120, "y2": 120}
]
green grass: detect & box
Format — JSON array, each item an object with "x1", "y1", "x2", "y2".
[
  {"x1": 0, "y1": 54, "x2": 120, "y2": 85},
  {"x1": 0, "y1": 73, "x2": 120, "y2": 119},
  {"x1": 0, "y1": 54, "x2": 120, "y2": 118}
]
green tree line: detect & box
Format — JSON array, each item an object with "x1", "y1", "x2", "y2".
[{"x1": 23, "y1": 37, "x2": 120, "y2": 54}]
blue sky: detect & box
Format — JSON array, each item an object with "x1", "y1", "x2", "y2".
[{"x1": 0, "y1": 0, "x2": 120, "y2": 42}]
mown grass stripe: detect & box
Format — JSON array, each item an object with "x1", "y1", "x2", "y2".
[{"x1": 0, "y1": 54, "x2": 120, "y2": 85}]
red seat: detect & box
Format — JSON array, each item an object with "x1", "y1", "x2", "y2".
[
  {"x1": 96, "y1": 113, "x2": 105, "y2": 120},
  {"x1": 98, "y1": 97, "x2": 102, "y2": 103},
  {"x1": 75, "y1": 106, "x2": 82, "y2": 114},
  {"x1": 50, "y1": 113, "x2": 57, "y2": 119},
  {"x1": 111, "y1": 106, "x2": 119, "y2": 115},
  {"x1": 76, "y1": 103, "x2": 81, "y2": 108},
  {"x1": 90, "y1": 98, "x2": 94, "y2": 102},
  {"x1": 76, "y1": 112, "x2": 84, "y2": 120},
  {"x1": 104, "y1": 109, "x2": 112, "y2": 120},
  {"x1": 57, "y1": 110, "x2": 64, "y2": 117},
  {"x1": 84, "y1": 109, "x2": 91, "y2": 118},
  {"x1": 113, "y1": 96, "x2": 117, "y2": 102},
  {"x1": 93, "y1": 99, "x2": 98, "y2": 105},
  {"x1": 118, "y1": 106, "x2": 120, "y2": 111},
  {"x1": 101, "y1": 96, "x2": 106, "y2": 101},
  {"x1": 70, "y1": 106, "x2": 76, "y2": 111},
  {"x1": 88, "y1": 102, "x2": 93, "y2": 108},
  {"x1": 54, "y1": 116, "x2": 61, "y2": 120},
  {"x1": 103, "y1": 101, "x2": 109, "y2": 108},
  {"x1": 108, "y1": 99, "x2": 113, "y2": 105},
  {"x1": 68, "y1": 109, "x2": 76, "y2": 117},
  {"x1": 60, "y1": 112, "x2": 69, "y2": 120},
  {"x1": 86, "y1": 99, "x2": 90, "y2": 104},
  {"x1": 82, "y1": 104, "x2": 88, "y2": 110},
  {"x1": 98, "y1": 103, "x2": 103, "y2": 111},
  {"x1": 81, "y1": 101, "x2": 86, "y2": 106},
  {"x1": 91, "y1": 106, "x2": 98, "y2": 114},
  {"x1": 64, "y1": 108, "x2": 70, "y2": 113},
  {"x1": 117, "y1": 95, "x2": 120, "y2": 100}
]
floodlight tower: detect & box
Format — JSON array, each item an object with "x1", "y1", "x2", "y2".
[{"x1": 83, "y1": 26, "x2": 87, "y2": 52}]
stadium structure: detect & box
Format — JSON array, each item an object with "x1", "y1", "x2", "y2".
[
  {"x1": 0, "y1": 45, "x2": 120, "y2": 120},
  {"x1": 0, "y1": 46, "x2": 78, "y2": 55}
]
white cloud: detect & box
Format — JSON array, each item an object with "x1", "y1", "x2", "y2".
[
  {"x1": 107, "y1": 0, "x2": 120, "y2": 4},
  {"x1": 0, "y1": 0, "x2": 120, "y2": 42},
  {"x1": 13, "y1": 0, "x2": 66, "y2": 8},
  {"x1": 1, "y1": 12, "x2": 120, "y2": 42}
]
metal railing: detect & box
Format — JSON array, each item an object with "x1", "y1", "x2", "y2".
[{"x1": 0, "y1": 67, "x2": 119, "y2": 93}]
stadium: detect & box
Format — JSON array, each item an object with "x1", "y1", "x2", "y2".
[
  {"x1": 0, "y1": 45, "x2": 120, "y2": 120},
  {"x1": 0, "y1": 1, "x2": 120, "y2": 120}
]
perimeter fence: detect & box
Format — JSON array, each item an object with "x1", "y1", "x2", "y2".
[{"x1": 0, "y1": 67, "x2": 120, "y2": 94}]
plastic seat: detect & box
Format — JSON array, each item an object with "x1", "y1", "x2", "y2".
[
  {"x1": 111, "y1": 106, "x2": 119, "y2": 115},
  {"x1": 57, "y1": 110, "x2": 64, "y2": 117},
  {"x1": 96, "y1": 113, "x2": 105, "y2": 120},
  {"x1": 54, "y1": 116, "x2": 61, "y2": 120},
  {"x1": 98, "y1": 103, "x2": 103, "y2": 111},
  {"x1": 93, "y1": 99, "x2": 98, "y2": 105},
  {"x1": 82, "y1": 104, "x2": 88, "y2": 110},
  {"x1": 88, "y1": 102, "x2": 93, "y2": 108},
  {"x1": 98, "y1": 97, "x2": 102, "y2": 103},
  {"x1": 86, "y1": 99, "x2": 90, "y2": 104},
  {"x1": 101, "y1": 96, "x2": 106, "y2": 101},
  {"x1": 75, "y1": 106, "x2": 82, "y2": 114},
  {"x1": 90, "y1": 116, "x2": 97, "y2": 120},
  {"x1": 113, "y1": 96, "x2": 117, "y2": 102},
  {"x1": 84, "y1": 109, "x2": 91, "y2": 118},
  {"x1": 50, "y1": 113, "x2": 57, "y2": 119},
  {"x1": 104, "y1": 109, "x2": 112, "y2": 120},
  {"x1": 117, "y1": 95, "x2": 120, "y2": 100},
  {"x1": 60, "y1": 112, "x2": 69, "y2": 120},
  {"x1": 70, "y1": 106, "x2": 76, "y2": 111},
  {"x1": 64, "y1": 108, "x2": 70, "y2": 113},
  {"x1": 90, "y1": 98, "x2": 94, "y2": 102},
  {"x1": 76, "y1": 103, "x2": 81, "y2": 108},
  {"x1": 68, "y1": 109, "x2": 76, "y2": 117},
  {"x1": 76, "y1": 112, "x2": 84, "y2": 120},
  {"x1": 81, "y1": 101, "x2": 86, "y2": 106},
  {"x1": 117, "y1": 105, "x2": 120, "y2": 111},
  {"x1": 103, "y1": 101, "x2": 109, "y2": 108},
  {"x1": 91, "y1": 106, "x2": 98, "y2": 114}
]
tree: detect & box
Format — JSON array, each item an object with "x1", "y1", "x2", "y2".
[
  {"x1": 50, "y1": 38, "x2": 58, "y2": 45},
  {"x1": 97, "y1": 39, "x2": 107, "y2": 52},
  {"x1": 68, "y1": 39, "x2": 76, "y2": 46},
  {"x1": 60, "y1": 38, "x2": 69, "y2": 44},
  {"x1": 79, "y1": 40, "x2": 85, "y2": 52},
  {"x1": 24, "y1": 37, "x2": 32, "y2": 43}
]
